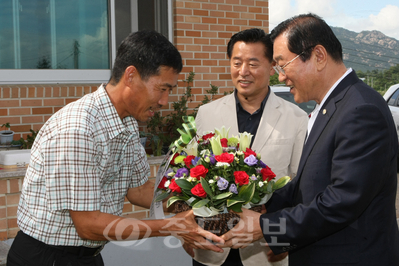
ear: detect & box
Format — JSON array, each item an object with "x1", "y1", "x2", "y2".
[
  {"x1": 313, "y1": 45, "x2": 327, "y2": 71},
  {"x1": 123, "y1": 65, "x2": 137, "y2": 86},
  {"x1": 270, "y1": 61, "x2": 276, "y2": 76}
]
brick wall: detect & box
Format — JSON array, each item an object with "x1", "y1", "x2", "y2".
[
  {"x1": 0, "y1": 86, "x2": 98, "y2": 140},
  {"x1": 173, "y1": 0, "x2": 269, "y2": 112},
  {"x1": 0, "y1": 0, "x2": 269, "y2": 139},
  {"x1": 0, "y1": 160, "x2": 161, "y2": 241}
]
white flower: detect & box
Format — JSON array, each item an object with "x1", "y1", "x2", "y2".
[
  {"x1": 216, "y1": 162, "x2": 230, "y2": 167},
  {"x1": 200, "y1": 149, "x2": 210, "y2": 157},
  {"x1": 183, "y1": 139, "x2": 198, "y2": 156},
  {"x1": 236, "y1": 150, "x2": 244, "y2": 156},
  {"x1": 165, "y1": 180, "x2": 171, "y2": 188},
  {"x1": 210, "y1": 135, "x2": 223, "y2": 155},
  {"x1": 239, "y1": 132, "x2": 253, "y2": 151},
  {"x1": 187, "y1": 177, "x2": 196, "y2": 182},
  {"x1": 215, "y1": 126, "x2": 230, "y2": 139},
  {"x1": 209, "y1": 180, "x2": 215, "y2": 184}
]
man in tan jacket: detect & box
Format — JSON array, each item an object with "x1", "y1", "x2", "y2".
[{"x1": 190, "y1": 28, "x2": 308, "y2": 266}]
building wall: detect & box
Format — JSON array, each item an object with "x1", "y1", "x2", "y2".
[
  {"x1": 0, "y1": 0, "x2": 269, "y2": 140},
  {"x1": 0, "y1": 85, "x2": 98, "y2": 140},
  {"x1": 173, "y1": 0, "x2": 269, "y2": 110}
]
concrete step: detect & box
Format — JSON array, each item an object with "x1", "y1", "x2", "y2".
[{"x1": 0, "y1": 242, "x2": 10, "y2": 266}]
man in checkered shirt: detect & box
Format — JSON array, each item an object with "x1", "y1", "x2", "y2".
[{"x1": 7, "y1": 30, "x2": 224, "y2": 266}]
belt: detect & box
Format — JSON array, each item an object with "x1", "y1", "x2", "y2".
[
  {"x1": 18, "y1": 231, "x2": 105, "y2": 257},
  {"x1": 51, "y1": 244, "x2": 105, "y2": 257}
]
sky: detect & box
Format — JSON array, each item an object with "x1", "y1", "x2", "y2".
[{"x1": 269, "y1": 0, "x2": 399, "y2": 40}]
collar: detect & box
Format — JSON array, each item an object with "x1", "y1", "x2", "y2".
[
  {"x1": 307, "y1": 68, "x2": 353, "y2": 138},
  {"x1": 95, "y1": 84, "x2": 137, "y2": 139},
  {"x1": 319, "y1": 68, "x2": 353, "y2": 110},
  {"x1": 234, "y1": 87, "x2": 270, "y2": 114}
]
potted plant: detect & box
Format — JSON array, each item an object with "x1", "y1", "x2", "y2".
[
  {"x1": 12, "y1": 129, "x2": 39, "y2": 149},
  {"x1": 0, "y1": 123, "x2": 15, "y2": 145}
]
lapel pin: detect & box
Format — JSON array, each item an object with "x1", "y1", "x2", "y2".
[{"x1": 322, "y1": 109, "x2": 327, "y2": 115}]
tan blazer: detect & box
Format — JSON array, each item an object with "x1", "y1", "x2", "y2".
[{"x1": 193, "y1": 91, "x2": 308, "y2": 266}]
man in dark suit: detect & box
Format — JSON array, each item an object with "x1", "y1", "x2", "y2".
[{"x1": 220, "y1": 13, "x2": 399, "y2": 265}]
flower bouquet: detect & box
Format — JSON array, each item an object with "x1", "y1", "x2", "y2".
[{"x1": 154, "y1": 116, "x2": 290, "y2": 235}]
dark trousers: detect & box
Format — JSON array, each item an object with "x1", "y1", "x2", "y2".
[
  {"x1": 193, "y1": 248, "x2": 244, "y2": 266},
  {"x1": 7, "y1": 231, "x2": 104, "y2": 266}
]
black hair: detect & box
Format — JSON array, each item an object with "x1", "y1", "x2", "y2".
[
  {"x1": 110, "y1": 30, "x2": 182, "y2": 84},
  {"x1": 270, "y1": 13, "x2": 343, "y2": 63},
  {"x1": 227, "y1": 28, "x2": 273, "y2": 62}
]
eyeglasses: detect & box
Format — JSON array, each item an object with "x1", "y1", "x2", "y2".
[{"x1": 273, "y1": 51, "x2": 305, "y2": 76}]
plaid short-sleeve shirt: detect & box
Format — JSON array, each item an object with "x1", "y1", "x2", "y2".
[{"x1": 17, "y1": 85, "x2": 149, "y2": 247}]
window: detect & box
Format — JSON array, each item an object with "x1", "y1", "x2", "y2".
[
  {"x1": 388, "y1": 88, "x2": 399, "y2": 107},
  {"x1": 0, "y1": 0, "x2": 171, "y2": 84}
]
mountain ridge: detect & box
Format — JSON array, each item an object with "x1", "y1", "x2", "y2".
[{"x1": 331, "y1": 26, "x2": 399, "y2": 72}]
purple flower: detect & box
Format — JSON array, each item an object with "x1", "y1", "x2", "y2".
[
  {"x1": 192, "y1": 157, "x2": 200, "y2": 166},
  {"x1": 175, "y1": 167, "x2": 189, "y2": 178},
  {"x1": 229, "y1": 184, "x2": 238, "y2": 194},
  {"x1": 209, "y1": 155, "x2": 216, "y2": 165},
  {"x1": 258, "y1": 160, "x2": 267, "y2": 168},
  {"x1": 244, "y1": 154, "x2": 258, "y2": 166},
  {"x1": 250, "y1": 175, "x2": 257, "y2": 181},
  {"x1": 217, "y1": 177, "x2": 229, "y2": 190}
]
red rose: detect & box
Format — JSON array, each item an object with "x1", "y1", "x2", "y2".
[
  {"x1": 169, "y1": 179, "x2": 182, "y2": 193},
  {"x1": 244, "y1": 148, "x2": 257, "y2": 158},
  {"x1": 202, "y1": 133, "x2": 215, "y2": 141},
  {"x1": 215, "y1": 153, "x2": 234, "y2": 164},
  {"x1": 190, "y1": 165, "x2": 208, "y2": 179},
  {"x1": 183, "y1": 155, "x2": 196, "y2": 168},
  {"x1": 158, "y1": 176, "x2": 168, "y2": 189},
  {"x1": 261, "y1": 166, "x2": 276, "y2": 181},
  {"x1": 220, "y1": 138, "x2": 228, "y2": 147},
  {"x1": 234, "y1": 171, "x2": 249, "y2": 186},
  {"x1": 191, "y1": 183, "x2": 207, "y2": 198}
]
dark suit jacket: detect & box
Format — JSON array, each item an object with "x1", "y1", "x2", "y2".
[{"x1": 261, "y1": 71, "x2": 399, "y2": 265}]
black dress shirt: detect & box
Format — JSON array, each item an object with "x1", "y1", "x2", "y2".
[{"x1": 235, "y1": 88, "x2": 270, "y2": 147}]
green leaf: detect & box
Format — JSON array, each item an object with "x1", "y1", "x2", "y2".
[
  {"x1": 227, "y1": 202, "x2": 243, "y2": 213},
  {"x1": 213, "y1": 192, "x2": 233, "y2": 200},
  {"x1": 192, "y1": 199, "x2": 210, "y2": 208},
  {"x1": 175, "y1": 179, "x2": 194, "y2": 190},
  {"x1": 238, "y1": 183, "x2": 255, "y2": 204},
  {"x1": 200, "y1": 177, "x2": 214, "y2": 198},
  {"x1": 227, "y1": 197, "x2": 245, "y2": 207},
  {"x1": 251, "y1": 193, "x2": 261, "y2": 204},
  {"x1": 272, "y1": 176, "x2": 291, "y2": 190},
  {"x1": 167, "y1": 196, "x2": 187, "y2": 207},
  {"x1": 154, "y1": 191, "x2": 170, "y2": 202},
  {"x1": 212, "y1": 199, "x2": 227, "y2": 207},
  {"x1": 266, "y1": 181, "x2": 273, "y2": 193}
]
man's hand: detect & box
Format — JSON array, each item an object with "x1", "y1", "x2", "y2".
[
  {"x1": 182, "y1": 242, "x2": 195, "y2": 258},
  {"x1": 218, "y1": 209, "x2": 264, "y2": 249},
  {"x1": 162, "y1": 210, "x2": 225, "y2": 253}
]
